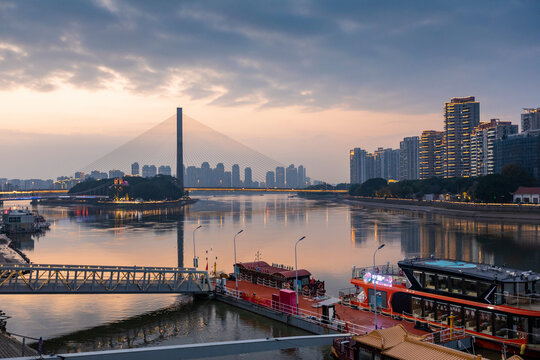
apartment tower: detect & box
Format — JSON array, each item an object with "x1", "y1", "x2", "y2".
[{"x1": 443, "y1": 96, "x2": 480, "y2": 178}]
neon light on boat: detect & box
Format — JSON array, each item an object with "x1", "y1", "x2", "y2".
[{"x1": 363, "y1": 272, "x2": 393, "y2": 287}]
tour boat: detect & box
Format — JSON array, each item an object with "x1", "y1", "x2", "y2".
[{"x1": 344, "y1": 258, "x2": 540, "y2": 357}]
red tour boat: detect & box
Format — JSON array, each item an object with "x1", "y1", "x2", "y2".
[{"x1": 345, "y1": 258, "x2": 540, "y2": 358}]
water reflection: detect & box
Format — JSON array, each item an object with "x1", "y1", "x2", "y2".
[
  {"x1": 1, "y1": 195, "x2": 539, "y2": 354},
  {"x1": 42, "y1": 298, "x2": 327, "y2": 360},
  {"x1": 350, "y1": 207, "x2": 540, "y2": 271}
]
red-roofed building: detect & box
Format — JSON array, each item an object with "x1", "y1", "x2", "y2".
[{"x1": 512, "y1": 187, "x2": 540, "y2": 204}]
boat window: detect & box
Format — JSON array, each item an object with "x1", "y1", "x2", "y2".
[
  {"x1": 449, "y1": 304, "x2": 463, "y2": 327},
  {"x1": 464, "y1": 279, "x2": 477, "y2": 297},
  {"x1": 424, "y1": 299, "x2": 435, "y2": 322},
  {"x1": 494, "y1": 313, "x2": 508, "y2": 338},
  {"x1": 503, "y1": 282, "x2": 514, "y2": 295},
  {"x1": 412, "y1": 297, "x2": 422, "y2": 318},
  {"x1": 413, "y1": 271, "x2": 423, "y2": 286},
  {"x1": 367, "y1": 288, "x2": 388, "y2": 309},
  {"x1": 358, "y1": 347, "x2": 372, "y2": 360},
  {"x1": 464, "y1": 307, "x2": 477, "y2": 332},
  {"x1": 532, "y1": 318, "x2": 540, "y2": 345},
  {"x1": 436, "y1": 302, "x2": 449, "y2": 323},
  {"x1": 425, "y1": 272, "x2": 436, "y2": 290},
  {"x1": 438, "y1": 275, "x2": 448, "y2": 292},
  {"x1": 513, "y1": 316, "x2": 528, "y2": 339},
  {"x1": 450, "y1": 277, "x2": 462, "y2": 294},
  {"x1": 479, "y1": 310, "x2": 492, "y2": 335},
  {"x1": 516, "y1": 282, "x2": 526, "y2": 295},
  {"x1": 478, "y1": 282, "x2": 491, "y2": 296}
]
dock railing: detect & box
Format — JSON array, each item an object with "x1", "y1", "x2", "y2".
[
  {"x1": 216, "y1": 286, "x2": 372, "y2": 336},
  {"x1": 424, "y1": 327, "x2": 468, "y2": 344}
]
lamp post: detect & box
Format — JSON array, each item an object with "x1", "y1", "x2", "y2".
[
  {"x1": 233, "y1": 229, "x2": 244, "y2": 299},
  {"x1": 192, "y1": 225, "x2": 202, "y2": 268},
  {"x1": 295, "y1": 236, "x2": 306, "y2": 316},
  {"x1": 373, "y1": 243, "x2": 385, "y2": 329}
]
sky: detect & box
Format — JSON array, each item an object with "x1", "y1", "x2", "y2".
[{"x1": 0, "y1": 0, "x2": 539, "y2": 182}]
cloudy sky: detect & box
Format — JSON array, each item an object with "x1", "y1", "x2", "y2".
[{"x1": 1, "y1": 0, "x2": 539, "y2": 182}]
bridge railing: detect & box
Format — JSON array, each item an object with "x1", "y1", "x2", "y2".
[{"x1": 0, "y1": 263, "x2": 212, "y2": 294}]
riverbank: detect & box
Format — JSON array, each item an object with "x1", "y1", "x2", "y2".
[{"x1": 345, "y1": 196, "x2": 540, "y2": 221}]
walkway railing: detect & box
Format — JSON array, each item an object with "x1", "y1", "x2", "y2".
[
  {"x1": 495, "y1": 292, "x2": 540, "y2": 309},
  {"x1": 0, "y1": 263, "x2": 212, "y2": 294},
  {"x1": 217, "y1": 286, "x2": 371, "y2": 336},
  {"x1": 352, "y1": 264, "x2": 404, "y2": 279}
]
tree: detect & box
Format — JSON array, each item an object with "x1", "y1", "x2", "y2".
[
  {"x1": 472, "y1": 174, "x2": 514, "y2": 203},
  {"x1": 501, "y1": 163, "x2": 536, "y2": 188},
  {"x1": 351, "y1": 178, "x2": 388, "y2": 196}
]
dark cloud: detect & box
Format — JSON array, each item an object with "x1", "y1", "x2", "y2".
[{"x1": 0, "y1": 0, "x2": 539, "y2": 114}]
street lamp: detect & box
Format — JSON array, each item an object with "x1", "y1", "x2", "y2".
[
  {"x1": 373, "y1": 243, "x2": 385, "y2": 329},
  {"x1": 295, "y1": 236, "x2": 306, "y2": 315},
  {"x1": 233, "y1": 229, "x2": 244, "y2": 299},
  {"x1": 192, "y1": 225, "x2": 202, "y2": 268}
]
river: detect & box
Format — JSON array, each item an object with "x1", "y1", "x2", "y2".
[{"x1": 1, "y1": 194, "x2": 539, "y2": 358}]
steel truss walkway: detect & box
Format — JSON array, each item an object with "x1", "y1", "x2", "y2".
[{"x1": 0, "y1": 264, "x2": 212, "y2": 295}]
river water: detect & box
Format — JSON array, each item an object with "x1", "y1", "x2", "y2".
[{"x1": 2, "y1": 194, "x2": 539, "y2": 358}]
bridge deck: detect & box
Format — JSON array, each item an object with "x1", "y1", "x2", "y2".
[{"x1": 0, "y1": 264, "x2": 212, "y2": 294}]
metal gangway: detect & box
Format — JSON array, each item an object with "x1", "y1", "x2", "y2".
[{"x1": 0, "y1": 264, "x2": 212, "y2": 294}]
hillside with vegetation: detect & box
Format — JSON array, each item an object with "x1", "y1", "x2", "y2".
[{"x1": 69, "y1": 175, "x2": 184, "y2": 201}]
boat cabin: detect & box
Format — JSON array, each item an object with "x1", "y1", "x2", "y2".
[
  {"x1": 1, "y1": 209, "x2": 35, "y2": 233},
  {"x1": 399, "y1": 258, "x2": 540, "y2": 306},
  {"x1": 235, "y1": 261, "x2": 325, "y2": 294}
]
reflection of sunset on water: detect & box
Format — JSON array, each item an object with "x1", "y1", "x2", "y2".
[{"x1": 1, "y1": 195, "x2": 539, "y2": 343}]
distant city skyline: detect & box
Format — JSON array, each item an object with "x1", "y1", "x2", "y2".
[
  {"x1": 350, "y1": 99, "x2": 540, "y2": 184},
  {"x1": 1, "y1": 2, "x2": 539, "y2": 182}
]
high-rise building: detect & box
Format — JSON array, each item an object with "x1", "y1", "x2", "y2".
[
  {"x1": 419, "y1": 130, "x2": 444, "y2": 179},
  {"x1": 74, "y1": 172, "x2": 85, "y2": 181},
  {"x1": 266, "y1": 171, "x2": 275, "y2": 188},
  {"x1": 109, "y1": 169, "x2": 125, "y2": 179},
  {"x1": 275, "y1": 166, "x2": 285, "y2": 188},
  {"x1": 494, "y1": 132, "x2": 540, "y2": 179},
  {"x1": 285, "y1": 164, "x2": 298, "y2": 188},
  {"x1": 350, "y1": 148, "x2": 370, "y2": 184},
  {"x1": 131, "y1": 162, "x2": 139, "y2": 176},
  {"x1": 374, "y1": 148, "x2": 400, "y2": 181},
  {"x1": 142, "y1": 165, "x2": 157, "y2": 178},
  {"x1": 297, "y1": 165, "x2": 305, "y2": 188},
  {"x1": 443, "y1": 96, "x2": 480, "y2": 178},
  {"x1": 470, "y1": 119, "x2": 518, "y2": 177},
  {"x1": 200, "y1": 162, "x2": 211, "y2": 186},
  {"x1": 399, "y1": 136, "x2": 419, "y2": 180},
  {"x1": 522, "y1": 108, "x2": 540, "y2": 133},
  {"x1": 186, "y1": 166, "x2": 198, "y2": 187},
  {"x1": 158, "y1": 165, "x2": 172, "y2": 176},
  {"x1": 232, "y1": 164, "x2": 241, "y2": 187},
  {"x1": 244, "y1": 167, "x2": 253, "y2": 187},
  {"x1": 223, "y1": 171, "x2": 232, "y2": 187},
  {"x1": 214, "y1": 163, "x2": 225, "y2": 186}
]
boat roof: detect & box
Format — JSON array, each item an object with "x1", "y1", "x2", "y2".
[
  {"x1": 398, "y1": 258, "x2": 540, "y2": 283},
  {"x1": 236, "y1": 261, "x2": 311, "y2": 279}
]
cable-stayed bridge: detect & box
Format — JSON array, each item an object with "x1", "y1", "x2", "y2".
[{"x1": 81, "y1": 111, "x2": 284, "y2": 185}]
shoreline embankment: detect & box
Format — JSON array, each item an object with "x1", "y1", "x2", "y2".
[{"x1": 344, "y1": 196, "x2": 540, "y2": 222}]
